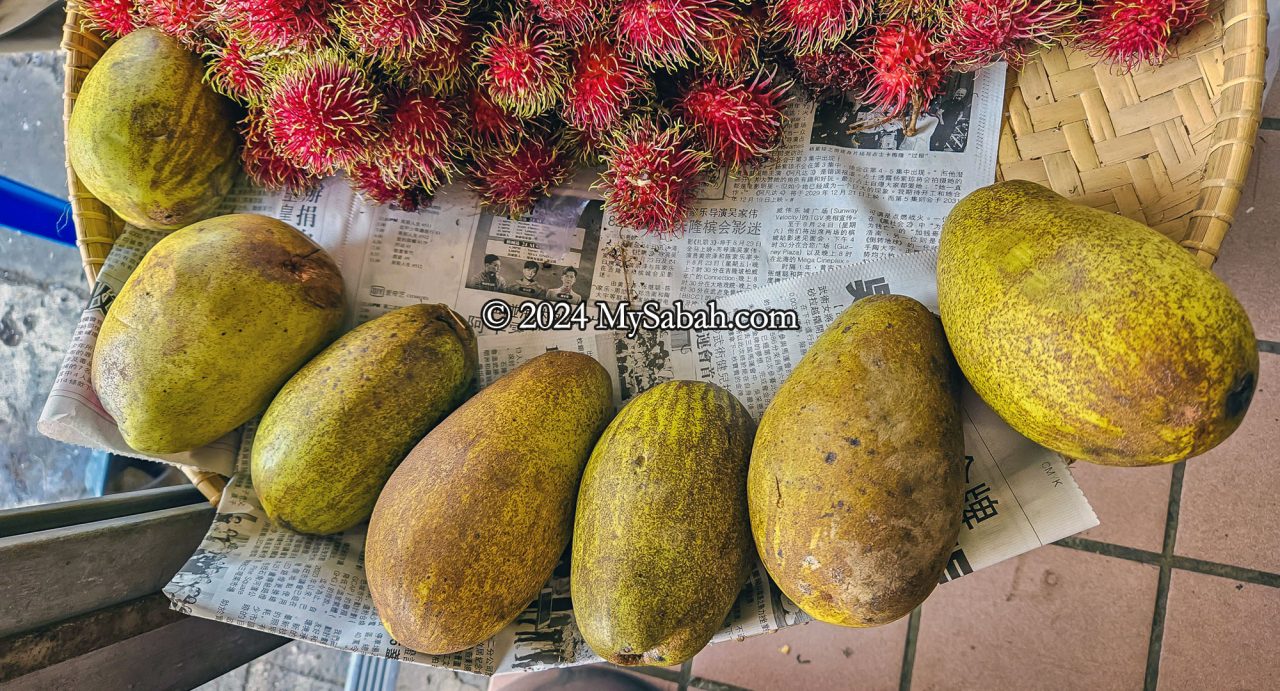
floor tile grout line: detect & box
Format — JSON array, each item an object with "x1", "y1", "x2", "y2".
[
  {"x1": 1258, "y1": 340, "x2": 1280, "y2": 355},
  {"x1": 1054, "y1": 536, "x2": 1280, "y2": 588},
  {"x1": 897, "y1": 605, "x2": 922, "y2": 691},
  {"x1": 1054, "y1": 536, "x2": 1163, "y2": 564},
  {"x1": 685, "y1": 677, "x2": 753, "y2": 691},
  {"x1": 1143, "y1": 461, "x2": 1185, "y2": 691},
  {"x1": 678, "y1": 659, "x2": 693, "y2": 691},
  {"x1": 1261, "y1": 117, "x2": 1280, "y2": 131}
]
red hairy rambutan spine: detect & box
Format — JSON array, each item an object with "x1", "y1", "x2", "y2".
[
  {"x1": 336, "y1": 0, "x2": 466, "y2": 63},
  {"x1": 675, "y1": 69, "x2": 792, "y2": 173},
  {"x1": 596, "y1": 118, "x2": 711, "y2": 237},
  {"x1": 471, "y1": 134, "x2": 571, "y2": 216},
  {"x1": 239, "y1": 112, "x2": 321, "y2": 193},
  {"x1": 943, "y1": 0, "x2": 1080, "y2": 69},
  {"x1": 563, "y1": 39, "x2": 649, "y2": 135},
  {"x1": 562, "y1": 126, "x2": 609, "y2": 165},
  {"x1": 219, "y1": 0, "x2": 333, "y2": 50},
  {"x1": 80, "y1": 0, "x2": 140, "y2": 38},
  {"x1": 878, "y1": 0, "x2": 949, "y2": 23},
  {"x1": 262, "y1": 51, "x2": 382, "y2": 174},
  {"x1": 705, "y1": 12, "x2": 762, "y2": 77},
  {"x1": 204, "y1": 34, "x2": 269, "y2": 102},
  {"x1": 348, "y1": 161, "x2": 432, "y2": 210},
  {"x1": 529, "y1": 0, "x2": 613, "y2": 36},
  {"x1": 476, "y1": 13, "x2": 568, "y2": 118},
  {"x1": 1074, "y1": 0, "x2": 1209, "y2": 70},
  {"x1": 465, "y1": 87, "x2": 523, "y2": 148},
  {"x1": 387, "y1": 24, "x2": 473, "y2": 94},
  {"x1": 368, "y1": 87, "x2": 464, "y2": 193},
  {"x1": 860, "y1": 20, "x2": 948, "y2": 124},
  {"x1": 138, "y1": 0, "x2": 212, "y2": 45},
  {"x1": 614, "y1": 0, "x2": 740, "y2": 69},
  {"x1": 766, "y1": 0, "x2": 869, "y2": 55},
  {"x1": 790, "y1": 40, "x2": 864, "y2": 97}
]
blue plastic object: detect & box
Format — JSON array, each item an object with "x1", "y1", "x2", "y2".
[
  {"x1": 345, "y1": 654, "x2": 400, "y2": 691},
  {"x1": 0, "y1": 175, "x2": 75, "y2": 246}
]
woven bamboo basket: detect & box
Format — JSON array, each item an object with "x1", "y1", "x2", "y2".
[{"x1": 62, "y1": 0, "x2": 1269, "y2": 503}]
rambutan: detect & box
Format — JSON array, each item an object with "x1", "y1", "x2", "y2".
[
  {"x1": 1075, "y1": 0, "x2": 1209, "y2": 70},
  {"x1": 262, "y1": 51, "x2": 382, "y2": 174},
  {"x1": 943, "y1": 0, "x2": 1080, "y2": 69},
  {"x1": 766, "y1": 0, "x2": 869, "y2": 55},
  {"x1": 562, "y1": 126, "x2": 609, "y2": 166},
  {"x1": 386, "y1": 23, "x2": 473, "y2": 94},
  {"x1": 348, "y1": 161, "x2": 432, "y2": 211},
  {"x1": 476, "y1": 13, "x2": 568, "y2": 118},
  {"x1": 675, "y1": 69, "x2": 792, "y2": 173},
  {"x1": 704, "y1": 12, "x2": 762, "y2": 77},
  {"x1": 596, "y1": 118, "x2": 711, "y2": 237},
  {"x1": 471, "y1": 134, "x2": 571, "y2": 216},
  {"x1": 138, "y1": 0, "x2": 213, "y2": 45},
  {"x1": 239, "y1": 112, "x2": 321, "y2": 193},
  {"x1": 860, "y1": 20, "x2": 948, "y2": 128},
  {"x1": 613, "y1": 0, "x2": 740, "y2": 69},
  {"x1": 790, "y1": 40, "x2": 864, "y2": 97},
  {"x1": 336, "y1": 0, "x2": 466, "y2": 63},
  {"x1": 368, "y1": 87, "x2": 465, "y2": 193},
  {"x1": 529, "y1": 0, "x2": 613, "y2": 36},
  {"x1": 465, "y1": 87, "x2": 523, "y2": 148},
  {"x1": 563, "y1": 39, "x2": 649, "y2": 136},
  {"x1": 877, "y1": 0, "x2": 949, "y2": 24},
  {"x1": 80, "y1": 0, "x2": 140, "y2": 38},
  {"x1": 204, "y1": 34, "x2": 268, "y2": 102},
  {"x1": 218, "y1": 0, "x2": 333, "y2": 50}
]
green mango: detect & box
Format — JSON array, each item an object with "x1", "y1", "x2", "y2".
[
  {"x1": 366, "y1": 351, "x2": 613, "y2": 654},
  {"x1": 252, "y1": 304, "x2": 477, "y2": 535},
  {"x1": 938, "y1": 180, "x2": 1258, "y2": 466},
  {"x1": 749, "y1": 295, "x2": 964, "y2": 627},
  {"x1": 92, "y1": 214, "x2": 345, "y2": 454},
  {"x1": 572, "y1": 380, "x2": 755, "y2": 667},
  {"x1": 68, "y1": 28, "x2": 237, "y2": 231}
]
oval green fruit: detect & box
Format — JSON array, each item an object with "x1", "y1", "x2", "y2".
[
  {"x1": 68, "y1": 28, "x2": 237, "y2": 231},
  {"x1": 938, "y1": 180, "x2": 1258, "y2": 466},
  {"x1": 749, "y1": 295, "x2": 964, "y2": 627},
  {"x1": 366, "y1": 351, "x2": 613, "y2": 654},
  {"x1": 252, "y1": 304, "x2": 478, "y2": 535},
  {"x1": 572, "y1": 380, "x2": 755, "y2": 667},
  {"x1": 92, "y1": 214, "x2": 345, "y2": 454}
]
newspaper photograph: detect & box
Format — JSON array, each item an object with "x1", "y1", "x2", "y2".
[{"x1": 31, "y1": 65, "x2": 1102, "y2": 674}]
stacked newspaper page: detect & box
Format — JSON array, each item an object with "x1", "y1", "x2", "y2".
[{"x1": 39, "y1": 66, "x2": 1099, "y2": 673}]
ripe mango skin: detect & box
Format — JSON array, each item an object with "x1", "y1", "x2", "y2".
[
  {"x1": 252, "y1": 304, "x2": 478, "y2": 536},
  {"x1": 92, "y1": 214, "x2": 345, "y2": 454},
  {"x1": 68, "y1": 28, "x2": 237, "y2": 231},
  {"x1": 366, "y1": 351, "x2": 613, "y2": 655},
  {"x1": 938, "y1": 180, "x2": 1258, "y2": 466},
  {"x1": 749, "y1": 295, "x2": 964, "y2": 628},
  {"x1": 572, "y1": 380, "x2": 755, "y2": 667}
]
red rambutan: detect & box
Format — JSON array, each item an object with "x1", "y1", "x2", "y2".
[
  {"x1": 471, "y1": 134, "x2": 571, "y2": 216},
  {"x1": 219, "y1": 0, "x2": 334, "y2": 50},
  {"x1": 1075, "y1": 0, "x2": 1209, "y2": 70},
  {"x1": 204, "y1": 34, "x2": 269, "y2": 102},
  {"x1": 766, "y1": 0, "x2": 869, "y2": 55},
  {"x1": 368, "y1": 87, "x2": 464, "y2": 193},
  {"x1": 80, "y1": 0, "x2": 140, "y2": 38},
  {"x1": 860, "y1": 20, "x2": 948, "y2": 124},
  {"x1": 563, "y1": 39, "x2": 649, "y2": 135},
  {"x1": 596, "y1": 119, "x2": 711, "y2": 237},
  {"x1": 877, "y1": 0, "x2": 949, "y2": 24},
  {"x1": 562, "y1": 126, "x2": 609, "y2": 165},
  {"x1": 348, "y1": 161, "x2": 432, "y2": 211},
  {"x1": 790, "y1": 40, "x2": 864, "y2": 97},
  {"x1": 704, "y1": 12, "x2": 762, "y2": 77},
  {"x1": 387, "y1": 24, "x2": 473, "y2": 94},
  {"x1": 239, "y1": 112, "x2": 321, "y2": 193},
  {"x1": 138, "y1": 0, "x2": 213, "y2": 45},
  {"x1": 943, "y1": 0, "x2": 1080, "y2": 69},
  {"x1": 336, "y1": 0, "x2": 466, "y2": 63},
  {"x1": 529, "y1": 0, "x2": 613, "y2": 36},
  {"x1": 476, "y1": 13, "x2": 568, "y2": 118},
  {"x1": 465, "y1": 87, "x2": 523, "y2": 148},
  {"x1": 675, "y1": 69, "x2": 792, "y2": 173},
  {"x1": 262, "y1": 51, "x2": 382, "y2": 174},
  {"x1": 613, "y1": 0, "x2": 739, "y2": 69}
]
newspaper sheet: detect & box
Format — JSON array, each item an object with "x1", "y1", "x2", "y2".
[{"x1": 37, "y1": 66, "x2": 1098, "y2": 673}]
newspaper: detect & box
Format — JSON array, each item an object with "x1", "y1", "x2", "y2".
[{"x1": 39, "y1": 65, "x2": 1097, "y2": 673}]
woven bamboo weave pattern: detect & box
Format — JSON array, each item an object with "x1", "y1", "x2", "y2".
[{"x1": 997, "y1": 0, "x2": 1267, "y2": 266}]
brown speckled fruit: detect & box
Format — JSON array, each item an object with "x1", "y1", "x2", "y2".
[{"x1": 748, "y1": 295, "x2": 964, "y2": 627}]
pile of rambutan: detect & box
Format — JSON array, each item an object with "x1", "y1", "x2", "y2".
[{"x1": 78, "y1": 0, "x2": 1213, "y2": 236}]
